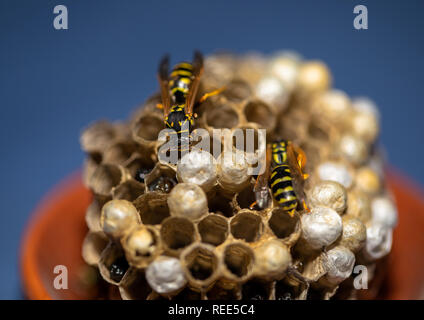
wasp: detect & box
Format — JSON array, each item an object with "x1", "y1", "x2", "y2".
[
  {"x1": 251, "y1": 140, "x2": 309, "y2": 216},
  {"x1": 157, "y1": 51, "x2": 223, "y2": 152}
]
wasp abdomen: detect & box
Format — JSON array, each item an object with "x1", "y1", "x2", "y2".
[
  {"x1": 169, "y1": 62, "x2": 194, "y2": 104},
  {"x1": 270, "y1": 165, "x2": 298, "y2": 212}
]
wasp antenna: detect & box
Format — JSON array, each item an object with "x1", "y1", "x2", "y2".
[
  {"x1": 158, "y1": 54, "x2": 170, "y2": 79},
  {"x1": 193, "y1": 50, "x2": 202, "y2": 59},
  {"x1": 193, "y1": 50, "x2": 204, "y2": 71}
]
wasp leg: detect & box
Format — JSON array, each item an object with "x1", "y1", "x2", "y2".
[
  {"x1": 199, "y1": 87, "x2": 226, "y2": 103},
  {"x1": 302, "y1": 199, "x2": 310, "y2": 212},
  {"x1": 249, "y1": 201, "x2": 258, "y2": 210},
  {"x1": 288, "y1": 209, "x2": 296, "y2": 217},
  {"x1": 296, "y1": 152, "x2": 309, "y2": 180}
]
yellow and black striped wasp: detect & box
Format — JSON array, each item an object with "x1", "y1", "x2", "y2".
[
  {"x1": 251, "y1": 140, "x2": 309, "y2": 216},
  {"x1": 157, "y1": 51, "x2": 223, "y2": 152}
]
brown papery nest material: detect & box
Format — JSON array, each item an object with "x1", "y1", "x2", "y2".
[{"x1": 81, "y1": 51, "x2": 395, "y2": 300}]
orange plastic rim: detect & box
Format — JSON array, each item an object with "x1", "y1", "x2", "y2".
[{"x1": 20, "y1": 171, "x2": 91, "y2": 300}]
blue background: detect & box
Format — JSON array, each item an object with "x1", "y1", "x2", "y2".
[{"x1": 0, "y1": 0, "x2": 423, "y2": 299}]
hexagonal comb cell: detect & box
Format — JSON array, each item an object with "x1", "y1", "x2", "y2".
[
  {"x1": 160, "y1": 217, "x2": 196, "y2": 253},
  {"x1": 80, "y1": 52, "x2": 393, "y2": 300},
  {"x1": 82, "y1": 152, "x2": 102, "y2": 187},
  {"x1": 88, "y1": 164, "x2": 124, "y2": 197},
  {"x1": 230, "y1": 210, "x2": 263, "y2": 243},
  {"x1": 306, "y1": 284, "x2": 328, "y2": 300},
  {"x1": 242, "y1": 278, "x2": 272, "y2": 300},
  {"x1": 268, "y1": 208, "x2": 300, "y2": 240},
  {"x1": 223, "y1": 243, "x2": 254, "y2": 279},
  {"x1": 133, "y1": 192, "x2": 170, "y2": 225},
  {"x1": 275, "y1": 277, "x2": 308, "y2": 300},
  {"x1": 233, "y1": 183, "x2": 267, "y2": 211},
  {"x1": 307, "y1": 120, "x2": 332, "y2": 143},
  {"x1": 125, "y1": 153, "x2": 156, "y2": 184},
  {"x1": 198, "y1": 215, "x2": 229, "y2": 246},
  {"x1": 182, "y1": 244, "x2": 219, "y2": 287},
  {"x1": 203, "y1": 53, "x2": 237, "y2": 90},
  {"x1": 99, "y1": 242, "x2": 130, "y2": 285},
  {"x1": 119, "y1": 269, "x2": 152, "y2": 300},
  {"x1": 243, "y1": 100, "x2": 276, "y2": 130},
  {"x1": 172, "y1": 287, "x2": 202, "y2": 300},
  {"x1": 102, "y1": 141, "x2": 138, "y2": 166},
  {"x1": 275, "y1": 279, "x2": 298, "y2": 300},
  {"x1": 80, "y1": 120, "x2": 117, "y2": 154},
  {"x1": 207, "y1": 281, "x2": 240, "y2": 300},
  {"x1": 191, "y1": 130, "x2": 224, "y2": 160},
  {"x1": 232, "y1": 126, "x2": 262, "y2": 154},
  {"x1": 131, "y1": 93, "x2": 162, "y2": 121},
  {"x1": 122, "y1": 225, "x2": 161, "y2": 268},
  {"x1": 204, "y1": 101, "x2": 239, "y2": 130},
  {"x1": 208, "y1": 191, "x2": 235, "y2": 217},
  {"x1": 85, "y1": 197, "x2": 108, "y2": 233},
  {"x1": 145, "y1": 164, "x2": 177, "y2": 194},
  {"x1": 82, "y1": 232, "x2": 108, "y2": 266},
  {"x1": 112, "y1": 179, "x2": 145, "y2": 201},
  {"x1": 299, "y1": 141, "x2": 324, "y2": 169},
  {"x1": 132, "y1": 112, "x2": 163, "y2": 147},
  {"x1": 222, "y1": 79, "x2": 252, "y2": 102}
]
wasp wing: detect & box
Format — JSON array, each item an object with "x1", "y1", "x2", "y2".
[
  {"x1": 185, "y1": 50, "x2": 204, "y2": 116},
  {"x1": 286, "y1": 142, "x2": 307, "y2": 206},
  {"x1": 252, "y1": 144, "x2": 272, "y2": 210},
  {"x1": 158, "y1": 54, "x2": 171, "y2": 117}
]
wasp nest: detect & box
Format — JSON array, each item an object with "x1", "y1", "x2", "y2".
[{"x1": 81, "y1": 51, "x2": 396, "y2": 300}]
